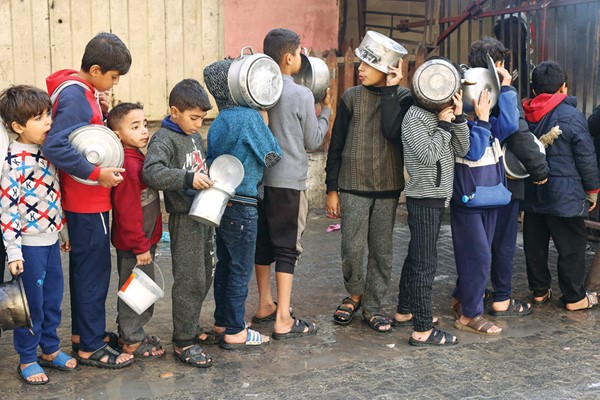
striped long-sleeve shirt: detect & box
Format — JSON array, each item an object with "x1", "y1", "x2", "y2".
[{"x1": 401, "y1": 105, "x2": 470, "y2": 206}]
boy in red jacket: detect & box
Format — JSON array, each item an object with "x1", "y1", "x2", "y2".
[{"x1": 108, "y1": 102, "x2": 165, "y2": 359}]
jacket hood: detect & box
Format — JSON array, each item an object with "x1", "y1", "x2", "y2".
[
  {"x1": 522, "y1": 93, "x2": 568, "y2": 123},
  {"x1": 203, "y1": 59, "x2": 237, "y2": 111},
  {"x1": 46, "y1": 69, "x2": 95, "y2": 96}
]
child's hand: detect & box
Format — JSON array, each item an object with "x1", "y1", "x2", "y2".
[
  {"x1": 438, "y1": 106, "x2": 455, "y2": 123},
  {"x1": 136, "y1": 251, "x2": 153, "y2": 266},
  {"x1": 453, "y1": 90, "x2": 463, "y2": 116},
  {"x1": 99, "y1": 90, "x2": 111, "y2": 115},
  {"x1": 61, "y1": 240, "x2": 71, "y2": 252},
  {"x1": 496, "y1": 67, "x2": 512, "y2": 86},
  {"x1": 474, "y1": 88, "x2": 491, "y2": 122},
  {"x1": 386, "y1": 59, "x2": 403, "y2": 86},
  {"x1": 98, "y1": 167, "x2": 125, "y2": 188},
  {"x1": 8, "y1": 260, "x2": 23, "y2": 276},
  {"x1": 321, "y1": 88, "x2": 332, "y2": 109},
  {"x1": 193, "y1": 173, "x2": 214, "y2": 190},
  {"x1": 325, "y1": 191, "x2": 341, "y2": 218}
]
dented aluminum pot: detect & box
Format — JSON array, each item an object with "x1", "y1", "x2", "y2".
[
  {"x1": 461, "y1": 54, "x2": 501, "y2": 114},
  {"x1": 411, "y1": 59, "x2": 461, "y2": 111},
  {"x1": 355, "y1": 31, "x2": 408, "y2": 74},
  {"x1": 0, "y1": 276, "x2": 33, "y2": 332},
  {"x1": 292, "y1": 50, "x2": 330, "y2": 103}
]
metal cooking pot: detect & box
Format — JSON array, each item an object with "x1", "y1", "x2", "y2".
[
  {"x1": 68, "y1": 124, "x2": 124, "y2": 185},
  {"x1": 411, "y1": 59, "x2": 461, "y2": 111},
  {"x1": 228, "y1": 46, "x2": 283, "y2": 110},
  {"x1": 502, "y1": 132, "x2": 546, "y2": 179},
  {"x1": 355, "y1": 31, "x2": 408, "y2": 74},
  {"x1": 292, "y1": 51, "x2": 330, "y2": 103},
  {"x1": 0, "y1": 276, "x2": 33, "y2": 332},
  {"x1": 461, "y1": 54, "x2": 501, "y2": 114}
]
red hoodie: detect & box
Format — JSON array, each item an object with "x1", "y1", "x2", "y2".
[
  {"x1": 44, "y1": 69, "x2": 110, "y2": 213},
  {"x1": 522, "y1": 92, "x2": 568, "y2": 123}
]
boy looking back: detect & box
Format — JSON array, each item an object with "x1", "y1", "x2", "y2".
[
  {"x1": 107, "y1": 102, "x2": 165, "y2": 359},
  {"x1": 143, "y1": 79, "x2": 215, "y2": 367},
  {"x1": 253, "y1": 28, "x2": 330, "y2": 339},
  {"x1": 43, "y1": 32, "x2": 133, "y2": 368}
]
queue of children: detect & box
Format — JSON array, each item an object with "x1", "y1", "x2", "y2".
[{"x1": 1, "y1": 26, "x2": 599, "y2": 385}]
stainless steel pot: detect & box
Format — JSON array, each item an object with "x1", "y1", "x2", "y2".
[
  {"x1": 68, "y1": 124, "x2": 125, "y2": 185},
  {"x1": 502, "y1": 132, "x2": 546, "y2": 179},
  {"x1": 411, "y1": 59, "x2": 461, "y2": 111},
  {"x1": 292, "y1": 52, "x2": 330, "y2": 103},
  {"x1": 461, "y1": 54, "x2": 501, "y2": 114},
  {"x1": 0, "y1": 276, "x2": 33, "y2": 332},
  {"x1": 228, "y1": 46, "x2": 283, "y2": 110},
  {"x1": 355, "y1": 31, "x2": 408, "y2": 74}
]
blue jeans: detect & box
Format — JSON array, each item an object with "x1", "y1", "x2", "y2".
[{"x1": 213, "y1": 203, "x2": 258, "y2": 335}]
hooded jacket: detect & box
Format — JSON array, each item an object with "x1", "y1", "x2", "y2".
[
  {"x1": 43, "y1": 69, "x2": 110, "y2": 213},
  {"x1": 521, "y1": 94, "x2": 600, "y2": 217}
]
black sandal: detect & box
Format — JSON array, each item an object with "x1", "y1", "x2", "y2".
[
  {"x1": 174, "y1": 344, "x2": 213, "y2": 368},
  {"x1": 489, "y1": 298, "x2": 532, "y2": 317},
  {"x1": 363, "y1": 314, "x2": 392, "y2": 333},
  {"x1": 333, "y1": 297, "x2": 361, "y2": 326},
  {"x1": 77, "y1": 344, "x2": 133, "y2": 369},
  {"x1": 72, "y1": 331, "x2": 121, "y2": 353},
  {"x1": 408, "y1": 328, "x2": 458, "y2": 347}
]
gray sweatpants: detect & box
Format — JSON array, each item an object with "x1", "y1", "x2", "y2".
[
  {"x1": 169, "y1": 213, "x2": 215, "y2": 347},
  {"x1": 339, "y1": 192, "x2": 399, "y2": 316}
]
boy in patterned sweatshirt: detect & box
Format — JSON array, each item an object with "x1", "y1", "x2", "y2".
[{"x1": 0, "y1": 85, "x2": 74, "y2": 384}]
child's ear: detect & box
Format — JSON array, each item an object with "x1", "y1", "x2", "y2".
[
  {"x1": 89, "y1": 65, "x2": 102, "y2": 77},
  {"x1": 113, "y1": 130, "x2": 121, "y2": 139},
  {"x1": 284, "y1": 52, "x2": 293, "y2": 66},
  {"x1": 170, "y1": 106, "x2": 180, "y2": 119},
  {"x1": 558, "y1": 82, "x2": 568, "y2": 94},
  {"x1": 10, "y1": 121, "x2": 24, "y2": 134}
]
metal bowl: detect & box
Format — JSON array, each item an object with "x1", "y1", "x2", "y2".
[
  {"x1": 461, "y1": 54, "x2": 501, "y2": 114},
  {"x1": 411, "y1": 59, "x2": 461, "y2": 111},
  {"x1": 292, "y1": 53, "x2": 330, "y2": 103},
  {"x1": 355, "y1": 31, "x2": 407, "y2": 74}
]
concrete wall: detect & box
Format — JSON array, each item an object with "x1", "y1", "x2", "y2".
[{"x1": 223, "y1": 0, "x2": 340, "y2": 57}]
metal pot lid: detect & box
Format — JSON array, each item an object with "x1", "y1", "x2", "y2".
[
  {"x1": 68, "y1": 124, "x2": 124, "y2": 185},
  {"x1": 246, "y1": 56, "x2": 283, "y2": 108},
  {"x1": 209, "y1": 154, "x2": 244, "y2": 189},
  {"x1": 412, "y1": 59, "x2": 460, "y2": 108}
]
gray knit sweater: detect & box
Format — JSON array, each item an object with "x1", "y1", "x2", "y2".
[
  {"x1": 401, "y1": 105, "x2": 470, "y2": 206},
  {"x1": 263, "y1": 75, "x2": 331, "y2": 190}
]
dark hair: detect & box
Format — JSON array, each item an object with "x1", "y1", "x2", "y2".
[
  {"x1": 169, "y1": 79, "x2": 212, "y2": 112},
  {"x1": 107, "y1": 102, "x2": 144, "y2": 130},
  {"x1": 468, "y1": 37, "x2": 510, "y2": 68},
  {"x1": 263, "y1": 28, "x2": 301, "y2": 64},
  {"x1": 531, "y1": 61, "x2": 568, "y2": 95},
  {"x1": 81, "y1": 32, "x2": 132, "y2": 75},
  {"x1": 0, "y1": 85, "x2": 52, "y2": 133}
]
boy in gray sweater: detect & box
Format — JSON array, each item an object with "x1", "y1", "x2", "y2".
[
  {"x1": 143, "y1": 79, "x2": 215, "y2": 367},
  {"x1": 253, "y1": 28, "x2": 331, "y2": 339}
]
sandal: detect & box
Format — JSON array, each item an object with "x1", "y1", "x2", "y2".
[
  {"x1": 333, "y1": 297, "x2": 361, "y2": 326},
  {"x1": 450, "y1": 301, "x2": 462, "y2": 320},
  {"x1": 272, "y1": 318, "x2": 318, "y2": 340},
  {"x1": 72, "y1": 331, "x2": 121, "y2": 353},
  {"x1": 566, "y1": 291, "x2": 598, "y2": 311},
  {"x1": 196, "y1": 329, "x2": 225, "y2": 345},
  {"x1": 126, "y1": 336, "x2": 165, "y2": 359},
  {"x1": 363, "y1": 314, "x2": 392, "y2": 333},
  {"x1": 408, "y1": 328, "x2": 458, "y2": 347},
  {"x1": 453, "y1": 315, "x2": 502, "y2": 336},
  {"x1": 489, "y1": 298, "x2": 532, "y2": 317},
  {"x1": 17, "y1": 363, "x2": 49, "y2": 385},
  {"x1": 37, "y1": 351, "x2": 78, "y2": 371},
  {"x1": 483, "y1": 288, "x2": 494, "y2": 303},
  {"x1": 391, "y1": 315, "x2": 439, "y2": 327},
  {"x1": 220, "y1": 328, "x2": 270, "y2": 350},
  {"x1": 77, "y1": 344, "x2": 134, "y2": 369},
  {"x1": 251, "y1": 302, "x2": 294, "y2": 324},
  {"x1": 531, "y1": 289, "x2": 552, "y2": 305},
  {"x1": 174, "y1": 344, "x2": 213, "y2": 368}
]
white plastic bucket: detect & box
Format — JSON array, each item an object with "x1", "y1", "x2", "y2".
[{"x1": 117, "y1": 261, "x2": 165, "y2": 315}]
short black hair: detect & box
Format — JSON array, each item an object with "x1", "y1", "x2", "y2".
[
  {"x1": 107, "y1": 102, "x2": 144, "y2": 131},
  {"x1": 0, "y1": 85, "x2": 52, "y2": 133},
  {"x1": 169, "y1": 79, "x2": 212, "y2": 112},
  {"x1": 263, "y1": 28, "x2": 301, "y2": 64},
  {"x1": 531, "y1": 61, "x2": 568, "y2": 95},
  {"x1": 81, "y1": 32, "x2": 132, "y2": 75},
  {"x1": 468, "y1": 37, "x2": 510, "y2": 68}
]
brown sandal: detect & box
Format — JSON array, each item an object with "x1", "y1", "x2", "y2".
[
  {"x1": 453, "y1": 315, "x2": 502, "y2": 336},
  {"x1": 450, "y1": 301, "x2": 462, "y2": 320}
]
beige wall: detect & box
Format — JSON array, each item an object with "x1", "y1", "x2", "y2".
[{"x1": 0, "y1": 0, "x2": 224, "y2": 120}]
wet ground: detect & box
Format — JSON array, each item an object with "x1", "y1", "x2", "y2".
[{"x1": 1, "y1": 207, "x2": 600, "y2": 399}]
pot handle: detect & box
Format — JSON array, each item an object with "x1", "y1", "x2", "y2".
[
  {"x1": 301, "y1": 47, "x2": 308, "y2": 55},
  {"x1": 240, "y1": 46, "x2": 254, "y2": 57}
]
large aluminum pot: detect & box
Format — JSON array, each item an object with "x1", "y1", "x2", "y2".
[
  {"x1": 355, "y1": 31, "x2": 408, "y2": 74},
  {"x1": 69, "y1": 124, "x2": 124, "y2": 185},
  {"x1": 502, "y1": 132, "x2": 546, "y2": 179},
  {"x1": 411, "y1": 59, "x2": 461, "y2": 111},
  {"x1": 0, "y1": 276, "x2": 33, "y2": 332},
  {"x1": 292, "y1": 50, "x2": 330, "y2": 103},
  {"x1": 228, "y1": 46, "x2": 283, "y2": 110},
  {"x1": 461, "y1": 54, "x2": 501, "y2": 114}
]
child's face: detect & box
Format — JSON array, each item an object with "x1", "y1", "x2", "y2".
[
  {"x1": 170, "y1": 106, "x2": 207, "y2": 135},
  {"x1": 114, "y1": 109, "x2": 149, "y2": 150},
  {"x1": 12, "y1": 110, "x2": 52, "y2": 145},
  {"x1": 358, "y1": 62, "x2": 386, "y2": 87},
  {"x1": 90, "y1": 66, "x2": 122, "y2": 92}
]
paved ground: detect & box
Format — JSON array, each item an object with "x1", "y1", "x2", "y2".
[{"x1": 1, "y1": 207, "x2": 600, "y2": 400}]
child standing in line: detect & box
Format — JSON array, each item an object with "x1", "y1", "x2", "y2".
[
  {"x1": 203, "y1": 59, "x2": 281, "y2": 349},
  {"x1": 42, "y1": 32, "x2": 133, "y2": 368},
  {"x1": 0, "y1": 85, "x2": 75, "y2": 384},
  {"x1": 326, "y1": 45, "x2": 413, "y2": 333},
  {"x1": 253, "y1": 28, "x2": 330, "y2": 339},
  {"x1": 143, "y1": 79, "x2": 215, "y2": 367},
  {"x1": 107, "y1": 102, "x2": 165, "y2": 359}
]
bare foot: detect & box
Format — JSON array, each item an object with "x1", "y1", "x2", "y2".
[
  {"x1": 78, "y1": 348, "x2": 133, "y2": 365},
  {"x1": 458, "y1": 315, "x2": 502, "y2": 334},
  {"x1": 223, "y1": 328, "x2": 270, "y2": 345},
  {"x1": 40, "y1": 350, "x2": 77, "y2": 369},
  {"x1": 393, "y1": 313, "x2": 439, "y2": 324},
  {"x1": 122, "y1": 339, "x2": 165, "y2": 357},
  {"x1": 254, "y1": 302, "x2": 277, "y2": 320},
  {"x1": 20, "y1": 362, "x2": 48, "y2": 383}
]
